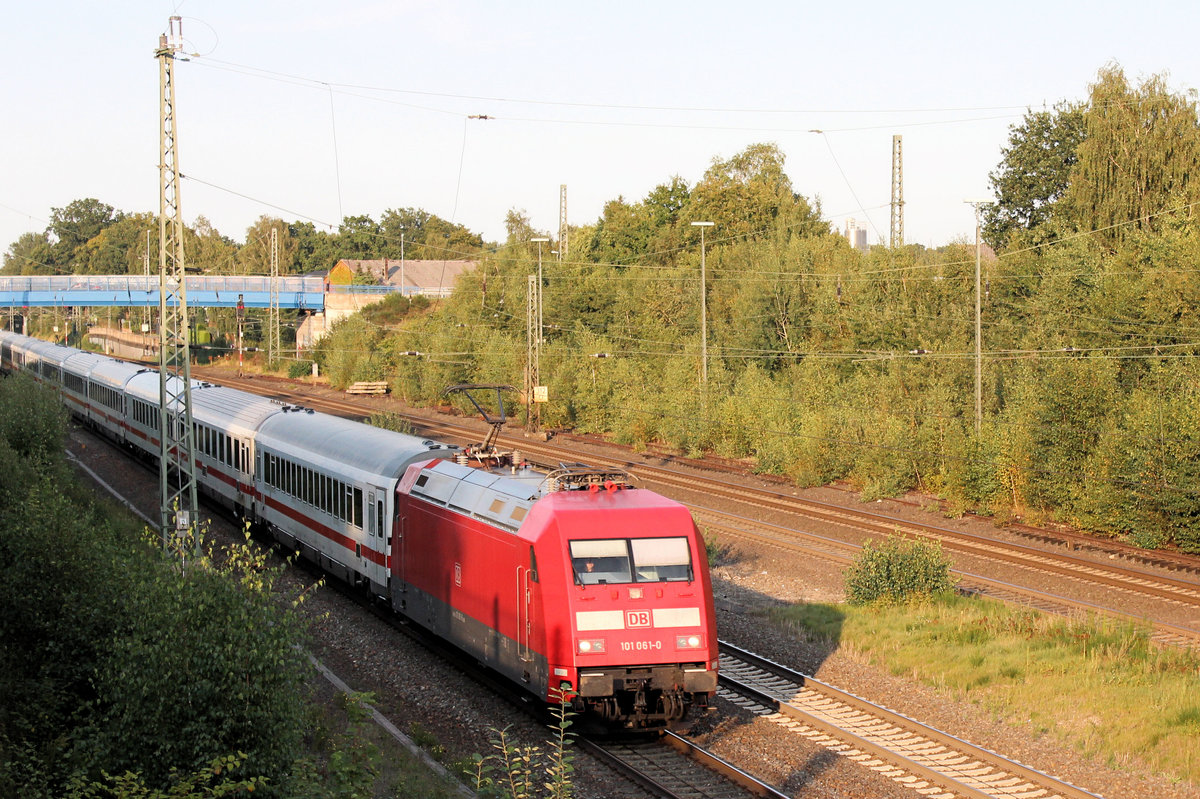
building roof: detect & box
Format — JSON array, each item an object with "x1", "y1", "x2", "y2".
[{"x1": 334, "y1": 258, "x2": 476, "y2": 292}]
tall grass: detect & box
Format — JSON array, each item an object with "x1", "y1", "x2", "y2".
[{"x1": 771, "y1": 594, "x2": 1200, "y2": 785}]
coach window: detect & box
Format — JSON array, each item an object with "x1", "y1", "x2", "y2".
[{"x1": 353, "y1": 487, "x2": 364, "y2": 529}]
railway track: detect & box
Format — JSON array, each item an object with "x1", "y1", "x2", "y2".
[
  {"x1": 580, "y1": 734, "x2": 788, "y2": 799},
  {"x1": 718, "y1": 642, "x2": 1104, "y2": 799},
  {"x1": 199, "y1": 372, "x2": 1200, "y2": 648},
  {"x1": 691, "y1": 503, "x2": 1200, "y2": 649}
]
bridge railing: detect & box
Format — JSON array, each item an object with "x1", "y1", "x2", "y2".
[{"x1": 0, "y1": 275, "x2": 325, "y2": 293}]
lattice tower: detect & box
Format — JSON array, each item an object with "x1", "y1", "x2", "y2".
[
  {"x1": 156, "y1": 16, "x2": 200, "y2": 551},
  {"x1": 890, "y1": 135, "x2": 904, "y2": 248},
  {"x1": 559, "y1": 184, "x2": 568, "y2": 259}
]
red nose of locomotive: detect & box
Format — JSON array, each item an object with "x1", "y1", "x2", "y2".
[{"x1": 542, "y1": 492, "x2": 719, "y2": 725}]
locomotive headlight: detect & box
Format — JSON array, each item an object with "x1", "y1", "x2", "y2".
[
  {"x1": 577, "y1": 638, "x2": 606, "y2": 654},
  {"x1": 676, "y1": 634, "x2": 704, "y2": 650}
]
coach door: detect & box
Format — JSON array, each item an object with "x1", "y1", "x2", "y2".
[{"x1": 365, "y1": 489, "x2": 387, "y2": 589}]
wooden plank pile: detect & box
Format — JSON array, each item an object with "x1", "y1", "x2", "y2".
[{"x1": 346, "y1": 381, "x2": 389, "y2": 395}]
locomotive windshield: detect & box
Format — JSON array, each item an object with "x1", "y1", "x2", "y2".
[{"x1": 570, "y1": 537, "x2": 692, "y2": 585}]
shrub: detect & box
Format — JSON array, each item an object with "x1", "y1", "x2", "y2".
[
  {"x1": 288, "y1": 359, "x2": 314, "y2": 379},
  {"x1": 366, "y1": 411, "x2": 414, "y2": 434},
  {"x1": 843, "y1": 534, "x2": 956, "y2": 605}
]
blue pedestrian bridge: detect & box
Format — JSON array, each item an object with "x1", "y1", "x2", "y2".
[{"x1": 0, "y1": 275, "x2": 327, "y2": 311}]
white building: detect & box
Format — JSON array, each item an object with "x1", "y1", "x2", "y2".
[{"x1": 843, "y1": 218, "x2": 869, "y2": 252}]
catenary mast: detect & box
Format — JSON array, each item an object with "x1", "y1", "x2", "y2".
[{"x1": 156, "y1": 16, "x2": 201, "y2": 552}]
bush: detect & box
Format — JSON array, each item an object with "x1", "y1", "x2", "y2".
[
  {"x1": 0, "y1": 372, "x2": 67, "y2": 468},
  {"x1": 366, "y1": 411, "x2": 414, "y2": 434},
  {"x1": 843, "y1": 534, "x2": 956, "y2": 605},
  {"x1": 288, "y1": 359, "x2": 314, "y2": 379},
  {"x1": 79, "y1": 530, "x2": 315, "y2": 792}
]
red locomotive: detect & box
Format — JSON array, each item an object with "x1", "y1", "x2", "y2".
[{"x1": 395, "y1": 458, "x2": 718, "y2": 725}]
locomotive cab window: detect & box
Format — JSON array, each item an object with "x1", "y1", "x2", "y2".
[
  {"x1": 570, "y1": 539, "x2": 631, "y2": 585},
  {"x1": 630, "y1": 537, "x2": 693, "y2": 582},
  {"x1": 570, "y1": 537, "x2": 692, "y2": 585}
]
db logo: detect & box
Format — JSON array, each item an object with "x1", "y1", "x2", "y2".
[
  {"x1": 455, "y1": 563, "x2": 462, "y2": 587},
  {"x1": 626, "y1": 610, "x2": 651, "y2": 628}
]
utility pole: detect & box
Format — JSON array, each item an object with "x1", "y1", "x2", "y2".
[
  {"x1": 890, "y1": 135, "x2": 904, "y2": 249},
  {"x1": 156, "y1": 16, "x2": 200, "y2": 552},
  {"x1": 531, "y1": 237, "x2": 548, "y2": 350},
  {"x1": 528, "y1": 237, "x2": 549, "y2": 433},
  {"x1": 236, "y1": 294, "x2": 245, "y2": 377},
  {"x1": 690, "y1": 221, "x2": 714, "y2": 390},
  {"x1": 142, "y1": 229, "x2": 151, "y2": 348},
  {"x1": 526, "y1": 274, "x2": 539, "y2": 433},
  {"x1": 965, "y1": 199, "x2": 989, "y2": 433}
]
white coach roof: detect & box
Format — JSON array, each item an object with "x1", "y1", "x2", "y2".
[{"x1": 255, "y1": 407, "x2": 456, "y2": 484}]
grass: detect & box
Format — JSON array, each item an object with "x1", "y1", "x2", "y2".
[
  {"x1": 306, "y1": 676, "x2": 465, "y2": 799},
  {"x1": 770, "y1": 594, "x2": 1200, "y2": 786}
]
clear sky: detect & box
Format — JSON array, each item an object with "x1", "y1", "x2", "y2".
[{"x1": 3, "y1": 0, "x2": 1199, "y2": 258}]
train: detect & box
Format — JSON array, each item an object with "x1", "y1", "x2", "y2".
[{"x1": 0, "y1": 329, "x2": 718, "y2": 727}]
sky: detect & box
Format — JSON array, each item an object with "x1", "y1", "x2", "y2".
[{"x1": 3, "y1": 0, "x2": 1200, "y2": 259}]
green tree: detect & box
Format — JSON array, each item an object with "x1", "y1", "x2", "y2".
[
  {"x1": 2, "y1": 231, "x2": 53, "y2": 275},
  {"x1": 75, "y1": 213, "x2": 157, "y2": 275},
  {"x1": 187, "y1": 216, "x2": 238, "y2": 274},
  {"x1": 379, "y1": 207, "x2": 485, "y2": 260},
  {"x1": 983, "y1": 104, "x2": 1086, "y2": 250},
  {"x1": 1063, "y1": 65, "x2": 1200, "y2": 247},
  {"x1": 688, "y1": 142, "x2": 824, "y2": 243},
  {"x1": 238, "y1": 215, "x2": 297, "y2": 275},
  {"x1": 338, "y1": 215, "x2": 382, "y2": 259},
  {"x1": 48, "y1": 198, "x2": 121, "y2": 267},
  {"x1": 1076, "y1": 365, "x2": 1200, "y2": 553},
  {"x1": 289, "y1": 220, "x2": 339, "y2": 273},
  {"x1": 586, "y1": 197, "x2": 655, "y2": 265},
  {"x1": 1000, "y1": 357, "x2": 1120, "y2": 513}
]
